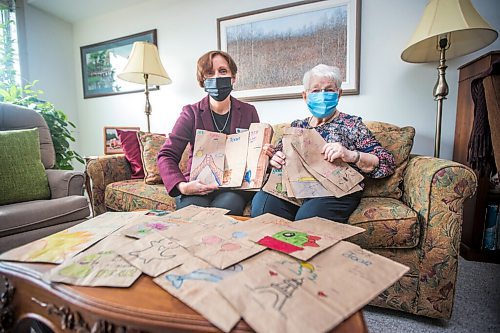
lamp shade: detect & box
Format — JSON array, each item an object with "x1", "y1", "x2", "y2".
[
  {"x1": 118, "y1": 41, "x2": 172, "y2": 85},
  {"x1": 401, "y1": 0, "x2": 498, "y2": 63}
]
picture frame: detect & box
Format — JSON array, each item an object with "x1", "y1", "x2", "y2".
[
  {"x1": 217, "y1": 0, "x2": 360, "y2": 102},
  {"x1": 80, "y1": 29, "x2": 158, "y2": 99},
  {"x1": 103, "y1": 126, "x2": 140, "y2": 155}
]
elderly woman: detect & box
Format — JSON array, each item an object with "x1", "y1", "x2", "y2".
[
  {"x1": 157, "y1": 50, "x2": 259, "y2": 215},
  {"x1": 252, "y1": 64, "x2": 395, "y2": 223}
]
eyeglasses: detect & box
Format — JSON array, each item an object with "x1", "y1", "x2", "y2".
[{"x1": 308, "y1": 88, "x2": 338, "y2": 93}]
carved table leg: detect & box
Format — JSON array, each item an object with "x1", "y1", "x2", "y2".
[{"x1": 0, "y1": 275, "x2": 15, "y2": 332}]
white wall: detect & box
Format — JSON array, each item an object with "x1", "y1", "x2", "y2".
[
  {"x1": 21, "y1": 3, "x2": 81, "y2": 168},
  {"x1": 22, "y1": 5, "x2": 78, "y2": 140},
  {"x1": 26, "y1": 0, "x2": 500, "y2": 162}
]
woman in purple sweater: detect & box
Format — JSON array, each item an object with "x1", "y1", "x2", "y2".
[{"x1": 157, "y1": 50, "x2": 259, "y2": 215}]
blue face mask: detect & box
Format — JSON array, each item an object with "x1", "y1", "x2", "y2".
[{"x1": 306, "y1": 91, "x2": 339, "y2": 118}]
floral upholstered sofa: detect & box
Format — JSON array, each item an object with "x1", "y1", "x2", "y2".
[{"x1": 86, "y1": 121, "x2": 477, "y2": 320}]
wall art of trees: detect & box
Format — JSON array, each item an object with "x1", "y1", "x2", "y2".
[{"x1": 226, "y1": 5, "x2": 348, "y2": 91}]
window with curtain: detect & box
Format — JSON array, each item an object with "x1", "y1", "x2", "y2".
[{"x1": 0, "y1": 0, "x2": 20, "y2": 87}]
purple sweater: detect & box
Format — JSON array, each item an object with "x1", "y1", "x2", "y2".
[{"x1": 157, "y1": 95, "x2": 260, "y2": 197}]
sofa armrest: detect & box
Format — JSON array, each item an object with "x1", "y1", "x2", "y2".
[
  {"x1": 46, "y1": 169, "x2": 85, "y2": 198},
  {"x1": 402, "y1": 155, "x2": 477, "y2": 317},
  {"x1": 86, "y1": 155, "x2": 132, "y2": 216}
]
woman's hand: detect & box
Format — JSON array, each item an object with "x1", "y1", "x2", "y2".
[
  {"x1": 269, "y1": 151, "x2": 286, "y2": 169},
  {"x1": 321, "y1": 142, "x2": 358, "y2": 163},
  {"x1": 177, "y1": 180, "x2": 218, "y2": 195},
  {"x1": 262, "y1": 143, "x2": 275, "y2": 158}
]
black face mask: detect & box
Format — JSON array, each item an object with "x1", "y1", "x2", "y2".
[{"x1": 204, "y1": 77, "x2": 233, "y2": 102}]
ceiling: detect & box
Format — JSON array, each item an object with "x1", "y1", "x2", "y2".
[{"x1": 27, "y1": 0, "x2": 144, "y2": 23}]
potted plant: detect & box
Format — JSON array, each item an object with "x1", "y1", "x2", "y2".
[
  {"x1": 1, "y1": 17, "x2": 83, "y2": 169},
  {"x1": 0, "y1": 82, "x2": 84, "y2": 169}
]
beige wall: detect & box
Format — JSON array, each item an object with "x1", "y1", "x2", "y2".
[{"x1": 22, "y1": 0, "x2": 500, "y2": 165}]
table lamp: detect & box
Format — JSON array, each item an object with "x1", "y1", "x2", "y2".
[
  {"x1": 401, "y1": 0, "x2": 497, "y2": 158},
  {"x1": 118, "y1": 41, "x2": 172, "y2": 132}
]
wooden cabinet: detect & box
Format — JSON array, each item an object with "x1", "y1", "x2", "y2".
[{"x1": 454, "y1": 50, "x2": 500, "y2": 263}]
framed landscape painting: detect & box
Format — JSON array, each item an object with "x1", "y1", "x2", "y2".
[
  {"x1": 80, "y1": 30, "x2": 157, "y2": 99},
  {"x1": 103, "y1": 126, "x2": 140, "y2": 155},
  {"x1": 217, "y1": 0, "x2": 360, "y2": 101}
]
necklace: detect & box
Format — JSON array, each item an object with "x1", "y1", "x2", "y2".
[{"x1": 211, "y1": 107, "x2": 231, "y2": 133}]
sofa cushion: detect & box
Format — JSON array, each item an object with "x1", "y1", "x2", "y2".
[
  {"x1": 363, "y1": 122, "x2": 415, "y2": 199},
  {"x1": 0, "y1": 128, "x2": 50, "y2": 205},
  {"x1": 137, "y1": 132, "x2": 167, "y2": 185},
  {"x1": 347, "y1": 197, "x2": 419, "y2": 249},
  {"x1": 0, "y1": 196, "x2": 90, "y2": 237},
  {"x1": 105, "y1": 179, "x2": 176, "y2": 212},
  {"x1": 117, "y1": 129, "x2": 144, "y2": 179}
]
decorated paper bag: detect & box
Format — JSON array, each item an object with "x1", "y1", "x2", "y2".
[
  {"x1": 262, "y1": 168, "x2": 303, "y2": 206},
  {"x1": 282, "y1": 135, "x2": 332, "y2": 198},
  {"x1": 0, "y1": 212, "x2": 141, "y2": 264},
  {"x1": 117, "y1": 231, "x2": 191, "y2": 277},
  {"x1": 153, "y1": 256, "x2": 242, "y2": 332},
  {"x1": 221, "y1": 131, "x2": 249, "y2": 187},
  {"x1": 293, "y1": 146, "x2": 363, "y2": 197},
  {"x1": 239, "y1": 123, "x2": 273, "y2": 189},
  {"x1": 218, "y1": 241, "x2": 408, "y2": 333},
  {"x1": 161, "y1": 212, "x2": 235, "y2": 241},
  {"x1": 158, "y1": 205, "x2": 229, "y2": 225},
  {"x1": 176, "y1": 216, "x2": 266, "y2": 269},
  {"x1": 122, "y1": 220, "x2": 180, "y2": 239},
  {"x1": 190, "y1": 130, "x2": 226, "y2": 186},
  {"x1": 44, "y1": 234, "x2": 141, "y2": 287},
  {"x1": 290, "y1": 129, "x2": 363, "y2": 192},
  {"x1": 246, "y1": 216, "x2": 363, "y2": 261}
]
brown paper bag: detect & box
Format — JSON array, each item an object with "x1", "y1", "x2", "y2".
[
  {"x1": 190, "y1": 130, "x2": 226, "y2": 186},
  {"x1": 218, "y1": 241, "x2": 408, "y2": 333},
  {"x1": 262, "y1": 168, "x2": 303, "y2": 206},
  {"x1": 221, "y1": 131, "x2": 249, "y2": 187},
  {"x1": 117, "y1": 231, "x2": 190, "y2": 277},
  {"x1": 283, "y1": 135, "x2": 332, "y2": 198},
  {"x1": 0, "y1": 212, "x2": 140, "y2": 264},
  {"x1": 153, "y1": 256, "x2": 242, "y2": 332},
  {"x1": 44, "y1": 234, "x2": 141, "y2": 287},
  {"x1": 289, "y1": 129, "x2": 363, "y2": 193},
  {"x1": 240, "y1": 123, "x2": 273, "y2": 189}
]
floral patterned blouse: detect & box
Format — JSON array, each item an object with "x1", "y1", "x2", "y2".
[{"x1": 276, "y1": 111, "x2": 395, "y2": 180}]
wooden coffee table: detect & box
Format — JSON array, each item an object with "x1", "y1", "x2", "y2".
[{"x1": 0, "y1": 260, "x2": 368, "y2": 333}]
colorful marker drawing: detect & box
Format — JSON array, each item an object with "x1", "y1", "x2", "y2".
[
  {"x1": 25, "y1": 230, "x2": 94, "y2": 263},
  {"x1": 190, "y1": 130, "x2": 226, "y2": 186},
  {"x1": 165, "y1": 264, "x2": 243, "y2": 289},
  {"x1": 129, "y1": 238, "x2": 181, "y2": 264},
  {"x1": 58, "y1": 250, "x2": 137, "y2": 279},
  {"x1": 258, "y1": 230, "x2": 321, "y2": 254},
  {"x1": 276, "y1": 259, "x2": 318, "y2": 282},
  {"x1": 45, "y1": 249, "x2": 140, "y2": 287},
  {"x1": 190, "y1": 153, "x2": 224, "y2": 185},
  {"x1": 254, "y1": 276, "x2": 304, "y2": 312},
  {"x1": 123, "y1": 221, "x2": 178, "y2": 239}
]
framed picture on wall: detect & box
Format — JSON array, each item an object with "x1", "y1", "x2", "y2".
[
  {"x1": 103, "y1": 126, "x2": 140, "y2": 155},
  {"x1": 217, "y1": 0, "x2": 360, "y2": 102},
  {"x1": 80, "y1": 29, "x2": 158, "y2": 99}
]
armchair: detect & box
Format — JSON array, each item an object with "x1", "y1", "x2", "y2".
[{"x1": 0, "y1": 103, "x2": 90, "y2": 253}]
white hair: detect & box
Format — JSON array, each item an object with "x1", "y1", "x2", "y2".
[{"x1": 302, "y1": 64, "x2": 342, "y2": 91}]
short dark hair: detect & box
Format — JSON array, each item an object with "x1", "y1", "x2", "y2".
[{"x1": 196, "y1": 50, "x2": 237, "y2": 87}]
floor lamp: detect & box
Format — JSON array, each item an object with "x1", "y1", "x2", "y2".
[
  {"x1": 118, "y1": 42, "x2": 172, "y2": 132},
  {"x1": 401, "y1": 0, "x2": 497, "y2": 158}
]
